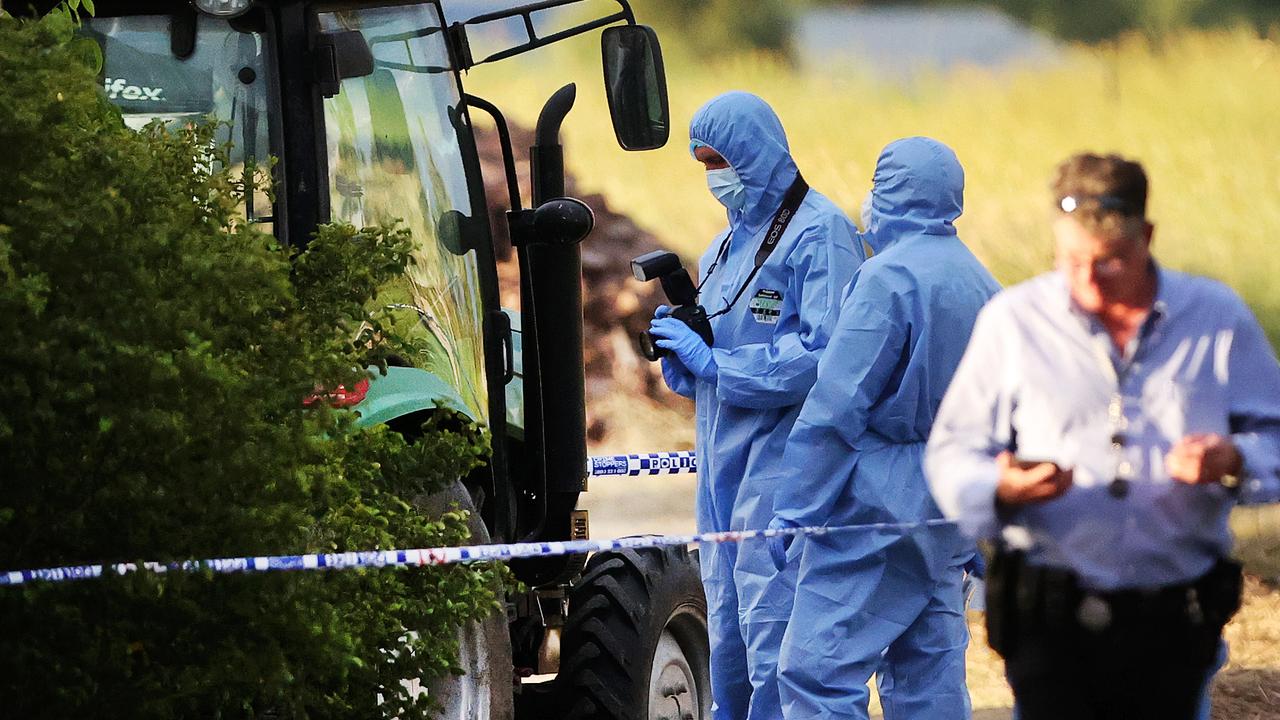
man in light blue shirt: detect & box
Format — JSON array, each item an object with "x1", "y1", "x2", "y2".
[{"x1": 926, "y1": 153, "x2": 1280, "y2": 720}]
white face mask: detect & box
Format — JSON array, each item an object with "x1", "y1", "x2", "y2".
[
  {"x1": 859, "y1": 190, "x2": 875, "y2": 231},
  {"x1": 706, "y1": 167, "x2": 747, "y2": 210}
]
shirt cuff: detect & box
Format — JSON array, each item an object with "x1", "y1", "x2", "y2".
[
  {"x1": 1232, "y1": 432, "x2": 1280, "y2": 504},
  {"x1": 952, "y1": 468, "x2": 1005, "y2": 540}
]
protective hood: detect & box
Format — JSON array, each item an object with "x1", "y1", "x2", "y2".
[
  {"x1": 689, "y1": 91, "x2": 800, "y2": 234},
  {"x1": 864, "y1": 137, "x2": 963, "y2": 253}
]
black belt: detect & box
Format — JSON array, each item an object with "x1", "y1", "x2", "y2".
[{"x1": 985, "y1": 551, "x2": 1243, "y2": 656}]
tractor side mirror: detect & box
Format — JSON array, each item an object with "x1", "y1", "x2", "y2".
[{"x1": 601, "y1": 25, "x2": 669, "y2": 151}]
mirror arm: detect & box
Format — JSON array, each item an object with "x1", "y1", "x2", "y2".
[
  {"x1": 474, "y1": 12, "x2": 626, "y2": 66},
  {"x1": 463, "y1": 0, "x2": 634, "y2": 27},
  {"x1": 462, "y1": 94, "x2": 523, "y2": 213},
  {"x1": 453, "y1": 0, "x2": 636, "y2": 70}
]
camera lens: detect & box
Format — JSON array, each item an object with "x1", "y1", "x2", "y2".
[{"x1": 638, "y1": 331, "x2": 665, "y2": 362}]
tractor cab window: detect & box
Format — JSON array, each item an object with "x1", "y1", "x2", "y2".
[
  {"x1": 318, "y1": 4, "x2": 488, "y2": 422},
  {"x1": 82, "y1": 15, "x2": 276, "y2": 230}
]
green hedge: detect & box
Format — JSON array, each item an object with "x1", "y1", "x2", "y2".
[{"x1": 0, "y1": 6, "x2": 503, "y2": 718}]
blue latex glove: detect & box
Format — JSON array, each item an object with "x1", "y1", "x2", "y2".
[
  {"x1": 766, "y1": 516, "x2": 799, "y2": 572},
  {"x1": 963, "y1": 573, "x2": 985, "y2": 611},
  {"x1": 649, "y1": 316, "x2": 717, "y2": 383},
  {"x1": 962, "y1": 551, "x2": 987, "y2": 610},
  {"x1": 653, "y1": 306, "x2": 696, "y2": 396},
  {"x1": 963, "y1": 551, "x2": 986, "y2": 579},
  {"x1": 660, "y1": 355, "x2": 695, "y2": 395}
]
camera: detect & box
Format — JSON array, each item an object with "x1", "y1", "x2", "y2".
[{"x1": 631, "y1": 250, "x2": 714, "y2": 361}]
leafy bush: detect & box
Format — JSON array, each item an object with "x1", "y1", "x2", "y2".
[{"x1": 0, "y1": 7, "x2": 503, "y2": 718}]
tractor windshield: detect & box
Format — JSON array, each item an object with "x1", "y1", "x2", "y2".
[
  {"x1": 82, "y1": 15, "x2": 275, "y2": 228},
  {"x1": 318, "y1": 4, "x2": 488, "y2": 421}
]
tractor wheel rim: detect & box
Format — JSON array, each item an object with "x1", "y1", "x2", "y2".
[
  {"x1": 649, "y1": 605, "x2": 710, "y2": 720},
  {"x1": 417, "y1": 621, "x2": 492, "y2": 719}
]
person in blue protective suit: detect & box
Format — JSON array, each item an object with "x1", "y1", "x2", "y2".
[
  {"x1": 649, "y1": 91, "x2": 861, "y2": 720},
  {"x1": 766, "y1": 136, "x2": 1000, "y2": 720}
]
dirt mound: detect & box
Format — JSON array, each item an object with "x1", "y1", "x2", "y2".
[{"x1": 474, "y1": 124, "x2": 693, "y2": 444}]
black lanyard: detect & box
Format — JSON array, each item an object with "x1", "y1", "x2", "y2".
[{"x1": 698, "y1": 174, "x2": 810, "y2": 319}]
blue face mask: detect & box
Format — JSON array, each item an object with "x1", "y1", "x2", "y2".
[{"x1": 706, "y1": 167, "x2": 746, "y2": 210}]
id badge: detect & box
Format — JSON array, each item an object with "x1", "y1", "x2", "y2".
[{"x1": 748, "y1": 289, "x2": 783, "y2": 325}]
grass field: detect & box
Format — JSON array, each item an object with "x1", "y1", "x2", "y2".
[{"x1": 465, "y1": 26, "x2": 1280, "y2": 344}]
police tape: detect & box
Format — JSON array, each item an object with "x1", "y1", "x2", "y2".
[
  {"x1": 0, "y1": 518, "x2": 956, "y2": 587},
  {"x1": 587, "y1": 451, "x2": 696, "y2": 477}
]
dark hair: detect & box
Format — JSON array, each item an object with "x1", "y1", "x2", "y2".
[{"x1": 1051, "y1": 153, "x2": 1148, "y2": 239}]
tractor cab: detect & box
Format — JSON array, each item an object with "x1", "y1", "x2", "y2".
[
  {"x1": 79, "y1": 0, "x2": 666, "y2": 542},
  {"x1": 76, "y1": 2, "x2": 710, "y2": 718}
]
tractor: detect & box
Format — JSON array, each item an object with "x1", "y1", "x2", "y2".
[{"x1": 62, "y1": 1, "x2": 711, "y2": 718}]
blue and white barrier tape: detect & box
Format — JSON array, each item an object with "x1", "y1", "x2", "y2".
[
  {"x1": 0, "y1": 518, "x2": 954, "y2": 587},
  {"x1": 588, "y1": 451, "x2": 696, "y2": 477}
]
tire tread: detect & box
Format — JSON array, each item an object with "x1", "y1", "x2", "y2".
[{"x1": 554, "y1": 545, "x2": 702, "y2": 720}]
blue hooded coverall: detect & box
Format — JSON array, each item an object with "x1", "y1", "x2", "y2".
[
  {"x1": 660, "y1": 92, "x2": 860, "y2": 720},
  {"x1": 771, "y1": 137, "x2": 1000, "y2": 720}
]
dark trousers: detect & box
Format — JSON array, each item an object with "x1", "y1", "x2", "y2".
[{"x1": 986, "y1": 553, "x2": 1242, "y2": 720}]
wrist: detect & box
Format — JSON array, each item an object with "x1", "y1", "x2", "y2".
[{"x1": 994, "y1": 477, "x2": 1020, "y2": 507}]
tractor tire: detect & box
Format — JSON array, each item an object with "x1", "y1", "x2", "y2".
[
  {"x1": 556, "y1": 545, "x2": 711, "y2": 720},
  {"x1": 413, "y1": 481, "x2": 515, "y2": 720}
]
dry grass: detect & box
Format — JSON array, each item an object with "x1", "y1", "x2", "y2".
[
  {"x1": 1214, "y1": 576, "x2": 1280, "y2": 719},
  {"x1": 464, "y1": 27, "x2": 1280, "y2": 343},
  {"x1": 1232, "y1": 505, "x2": 1280, "y2": 581}
]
